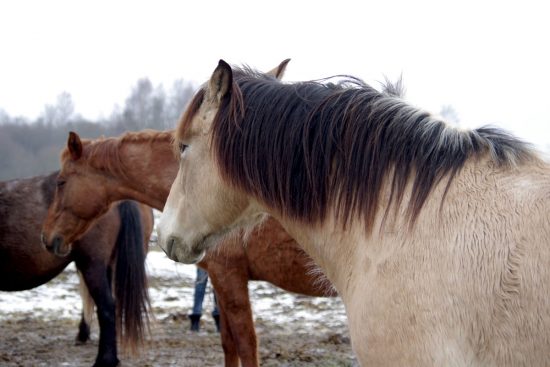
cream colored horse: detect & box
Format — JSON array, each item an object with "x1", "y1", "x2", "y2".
[{"x1": 158, "y1": 60, "x2": 550, "y2": 366}]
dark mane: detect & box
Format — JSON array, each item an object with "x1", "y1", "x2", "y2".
[{"x1": 195, "y1": 66, "x2": 537, "y2": 231}]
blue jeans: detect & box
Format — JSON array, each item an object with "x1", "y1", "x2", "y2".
[{"x1": 192, "y1": 267, "x2": 219, "y2": 317}]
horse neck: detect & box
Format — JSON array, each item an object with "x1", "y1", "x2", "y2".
[
  {"x1": 266, "y1": 209, "x2": 363, "y2": 299},
  {"x1": 103, "y1": 137, "x2": 178, "y2": 211}
]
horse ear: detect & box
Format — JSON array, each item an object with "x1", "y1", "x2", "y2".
[
  {"x1": 67, "y1": 131, "x2": 83, "y2": 160},
  {"x1": 207, "y1": 59, "x2": 233, "y2": 105},
  {"x1": 266, "y1": 58, "x2": 291, "y2": 80}
]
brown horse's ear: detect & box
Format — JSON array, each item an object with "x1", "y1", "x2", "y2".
[
  {"x1": 208, "y1": 59, "x2": 233, "y2": 105},
  {"x1": 67, "y1": 131, "x2": 83, "y2": 160},
  {"x1": 266, "y1": 58, "x2": 291, "y2": 80}
]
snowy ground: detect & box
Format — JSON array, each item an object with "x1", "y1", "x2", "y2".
[
  {"x1": 0, "y1": 249, "x2": 349, "y2": 331},
  {"x1": 0, "y1": 212, "x2": 355, "y2": 366}
]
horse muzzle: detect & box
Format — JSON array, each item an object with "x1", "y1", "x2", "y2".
[
  {"x1": 160, "y1": 235, "x2": 205, "y2": 264},
  {"x1": 41, "y1": 232, "x2": 71, "y2": 258}
]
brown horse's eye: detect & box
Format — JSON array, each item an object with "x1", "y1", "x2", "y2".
[
  {"x1": 56, "y1": 179, "x2": 66, "y2": 188},
  {"x1": 179, "y1": 142, "x2": 188, "y2": 154}
]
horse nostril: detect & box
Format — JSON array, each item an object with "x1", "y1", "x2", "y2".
[
  {"x1": 166, "y1": 236, "x2": 183, "y2": 261},
  {"x1": 167, "y1": 237, "x2": 175, "y2": 256},
  {"x1": 52, "y1": 235, "x2": 63, "y2": 255}
]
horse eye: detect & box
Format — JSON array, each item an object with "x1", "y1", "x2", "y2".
[
  {"x1": 56, "y1": 180, "x2": 66, "y2": 188},
  {"x1": 179, "y1": 142, "x2": 188, "y2": 154}
]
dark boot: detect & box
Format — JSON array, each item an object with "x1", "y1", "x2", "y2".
[
  {"x1": 213, "y1": 314, "x2": 220, "y2": 333},
  {"x1": 189, "y1": 314, "x2": 201, "y2": 332}
]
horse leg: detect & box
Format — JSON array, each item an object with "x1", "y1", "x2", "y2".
[
  {"x1": 215, "y1": 301, "x2": 240, "y2": 367},
  {"x1": 209, "y1": 270, "x2": 258, "y2": 367},
  {"x1": 76, "y1": 270, "x2": 95, "y2": 344},
  {"x1": 77, "y1": 260, "x2": 119, "y2": 367}
]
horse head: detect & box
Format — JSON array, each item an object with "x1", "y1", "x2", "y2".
[
  {"x1": 42, "y1": 132, "x2": 112, "y2": 257},
  {"x1": 157, "y1": 59, "x2": 289, "y2": 263}
]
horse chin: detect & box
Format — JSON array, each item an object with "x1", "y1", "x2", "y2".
[
  {"x1": 166, "y1": 244, "x2": 205, "y2": 264},
  {"x1": 159, "y1": 233, "x2": 203, "y2": 264},
  {"x1": 176, "y1": 250, "x2": 205, "y2": 265}
]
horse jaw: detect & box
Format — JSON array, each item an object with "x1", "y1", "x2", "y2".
[{"x1": 158, "y1": 190, "x2": 264, "y2": 264}]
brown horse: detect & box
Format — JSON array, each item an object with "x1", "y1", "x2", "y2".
[
  {"x1": 158, "y1": 59, "x2": 550, "y2": 366},
  {"x1": 0, "y1": 171, "x2": 153, "y2": 367},
  {"x1": 40, "y1": 128, "x2": 336, "y2": 367}
]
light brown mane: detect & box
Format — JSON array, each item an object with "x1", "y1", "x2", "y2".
[{"x1": 62, "y1": 130, "x2": 174, "y2": 178}]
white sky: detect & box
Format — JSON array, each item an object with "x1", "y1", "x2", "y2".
[{"x1": 1, "y1": 0, "x2": 549, "y2": 148}]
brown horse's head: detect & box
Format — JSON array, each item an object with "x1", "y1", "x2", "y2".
[{"x1": 42, "y1": 132, "x2": 113, "y2": 256}]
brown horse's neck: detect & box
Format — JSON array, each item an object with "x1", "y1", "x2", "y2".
[{"x1": 96, "y1": 131, "x2": 178, "y2": 211}]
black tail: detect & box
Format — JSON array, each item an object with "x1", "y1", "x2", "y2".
[{"x1": 114, "y1": 201, "x2": 150, "y2": 354}]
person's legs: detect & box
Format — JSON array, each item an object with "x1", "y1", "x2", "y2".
[
  {"x1": 192, "y1": 267, "x2": 208, "y2": 315},
  {"x1": 189, "y1": 267, "x2": 208, "y2": 331}
]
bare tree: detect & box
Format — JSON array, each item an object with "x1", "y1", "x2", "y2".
[
  {"x1": 165, "y1": 79, "x2": 196, "y2": 128},
  {"x1": 122, "y1": 78, "x2": 154, "y2": 130},
  {"x1": 0, "y1": 76, "x2": 196, "y2": 180},
  {"x1": 0, "y1": 109, "x2": 10, "y2": 124},
  {"x1": 42, "y1": 92, "x2": 75, "y2": 126}
]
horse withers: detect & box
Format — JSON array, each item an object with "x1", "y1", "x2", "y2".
[
  {"x1": 158, "y1": 59, "x2": 550, "y2": 366},
  {"x1": 0, "y1": 172, "x2": 153, "y2": 367}
]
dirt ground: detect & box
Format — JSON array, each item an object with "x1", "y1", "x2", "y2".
[{"x1": 0, "y1": 248, "x2": 356, "y2": 367}]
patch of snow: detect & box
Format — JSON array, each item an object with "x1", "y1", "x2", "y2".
[{"x1": 1, "y1": 209, "x2": 347, "y2": 331}]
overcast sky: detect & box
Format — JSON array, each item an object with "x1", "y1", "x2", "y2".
[{"x1": 1, "y1": 0, "x2": 549, "y2": 148}]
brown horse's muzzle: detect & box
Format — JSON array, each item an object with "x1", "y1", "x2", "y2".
[{"x1": 41, "y1": 232, "x2": 72, "y2": 257}]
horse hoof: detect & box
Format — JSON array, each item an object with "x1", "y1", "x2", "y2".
[
  {"x1": 92, "y1": 358, "x2": 120, "y2": 367},
  {"x1": 74, "y1": 338, "x2": 87, "y2": 346},
  {"x1": 75, "y1": 329, "x2": 90, "y2": 345},
  {"x1": 75, "y1": 322, "x2": 90, "y2": 345}
]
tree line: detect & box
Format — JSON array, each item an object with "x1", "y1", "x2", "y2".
[{"x1": 0, "y1": 78, "x2": 196, "y2": 181}]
